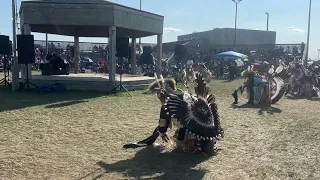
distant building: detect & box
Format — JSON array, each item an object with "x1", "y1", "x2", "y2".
[{"x1": 178, "y1": 28, "x2": 276, "y2": 46}]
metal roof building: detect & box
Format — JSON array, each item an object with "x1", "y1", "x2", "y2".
[{"x1": 178, "y1": 28, "x2": 276, "y2": 46}]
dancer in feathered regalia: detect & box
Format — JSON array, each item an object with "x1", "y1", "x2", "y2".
[
  {"x1": 232, "y1": 62, "x2": 287, "y2": 105},
  {"x1": 232, "y1": 63, "x2": 260, "y2": 104},
  {"x1": 124, "y1": 73, "x2": 224, "y2": 156}
]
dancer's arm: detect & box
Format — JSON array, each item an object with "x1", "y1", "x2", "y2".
[
  {"x1": 158, "y1": 107, "x2": 171, "y2": 142},
  {"x1": 137, "y1": 107, "x2": 171, "y2": 145},
  {"x1": 137, "y1": 127, "x2": 159, "y2": 146}
]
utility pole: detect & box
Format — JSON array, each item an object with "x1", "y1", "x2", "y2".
[
  {"x1": 265, "y1": 12, "x2": 269, "y2": 31},
  {"x1": 232, "y1": 0, "x2": 242, "y2": 49},
  {"x1": 138, "y1": 0, "x2": 142, "y2": 75},
  {"x1": 11, "y1": 0, "x2": 19, "y2": 91},
  {"x1": 305, "y1": 0, "x2": 312, "y2": 66},
  {"x1": 139, "y1": 0, "x2": 142, "y2": 57}
]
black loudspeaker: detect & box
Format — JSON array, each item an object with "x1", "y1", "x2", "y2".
[
  {"x1": 143, "y1": 46, "x2": 153, "y2": 54},
  {"x1": 174, "y1": 44, "x2": 187, "y2": 59},
  {"x1": 139, "y1": 53, "x2": 154, "y2": 65},
  {"x1": 128, "y1": 46, "x2": 132, "y2": 60},
  {"x1": 17, "y1": 35, "x2": 35, "y2": 64},
  {"x1": 0, "y1": 35, "x2": 10, "y2": 55},
  {"x1": 116, "y1": 37, "x2": 129, "y2": 58},
  {"x1": 9, "y1": 40, "x2": 13, "y2": 55}
]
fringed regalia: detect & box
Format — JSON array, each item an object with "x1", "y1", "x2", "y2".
[
  {"x1": 286, "y1": 62, "x2": 320, "y2": 97},
  {"x1": 232, "y1": 64, "x2": 262, "y2": 104},
  {"x1": 163, "y1": 73, "x2": 223, "y2": 156},
  {"x1": 232, "y1": 63, "x2": 288, "y2": 105},
  {"x1": 124, "y1": 73, "x2": 224, "y2": 156}
]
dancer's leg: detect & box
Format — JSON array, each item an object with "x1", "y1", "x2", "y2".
[{"x1": 232, "y1": 82, "x2": 247, "y2": 104}]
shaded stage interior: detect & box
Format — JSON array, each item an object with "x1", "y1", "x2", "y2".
[{"x1": 27, "y1": 74, "x2": 155, "y2": 92}]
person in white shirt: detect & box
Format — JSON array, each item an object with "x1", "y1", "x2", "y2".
[
  {"x1": 186, "y1": 59, "x2": 194, "y2": 69},
  {"x1": 56, "y1": 43, "x2": 61, "y2": 49}
]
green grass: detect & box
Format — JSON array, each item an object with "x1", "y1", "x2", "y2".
[{"x1": 0, "y1": 79, "x2": 320, "y2": 180}]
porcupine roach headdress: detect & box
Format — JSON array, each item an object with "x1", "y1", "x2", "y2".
[
  {"x1": 148, "y1": 78, "x2": 177, "y2": 93},
  {"x1": 148, "y1": 73, "x2": 183, "y2": 102},
  {"x1": 163, "y1": 73, "x2": 223, "y2": 140}
]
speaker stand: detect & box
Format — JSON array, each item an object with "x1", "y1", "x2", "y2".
[
  {"x1": 0, "y1": 70, "x2": 10, "y2": 86},
  {"x1": 0, "y1": 78, "x2": 10, "y2": 86},
  {"x1": 108, "y1": 73, "x2": 133, "y2": 97},
  {"x1": 0, "y1": 56, "x2": 10, "y2": 86},
  {"x1": 19, "y1": 64, "x2": 39, "y2": 91}
]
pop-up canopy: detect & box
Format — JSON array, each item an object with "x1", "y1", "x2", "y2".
[{"x1": 214, "y1": 51, "x2": 248, "y2": 59}]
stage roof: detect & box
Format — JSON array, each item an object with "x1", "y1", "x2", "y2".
[{"x1": 20, "y1": 0, "x2": 164, "y2": 38}]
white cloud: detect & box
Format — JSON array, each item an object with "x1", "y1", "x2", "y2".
[
  {"x1": 164, "y1": 27, "x2": 182, "y2": 33},
  {"x1": 288, "y1": 27, "x2": 304, "y2": 33}
]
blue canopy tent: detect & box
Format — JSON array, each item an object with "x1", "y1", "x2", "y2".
[
  {"x1": 214, "y1": 51, "x2": 248, "y2": 59},
  {"x1": 213, "y1": 51, "x2": 248, "y2": 67}
]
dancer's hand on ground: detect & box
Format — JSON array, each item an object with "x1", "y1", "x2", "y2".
[{"x1": 160, "y1": 133, "x2": 170, "y2": 143}]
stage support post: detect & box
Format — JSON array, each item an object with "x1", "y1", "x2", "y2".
[
  {"x1": 108, "y1": 26, "x2": 116, "y2": 82},
  {"x1": 11, "y1": 0, "x2": 19, "y2": 91},
  {"x1": 74, "y1": 36, "x2": 80, "y2": 74},
  {"x1": 156, "y1": 34, "x2": 163, "y2": 76},
  {"x1": 21, "y1": 24, "x2": 32, "y2": 81},
  {"x1": 131, "y1": 37, "x2": 136, "y2": 75},
  {"x1": 45, "y1": 33, "x2": 48, "y2": 56}
]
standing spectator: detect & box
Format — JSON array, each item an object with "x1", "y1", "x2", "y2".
[
  {"x1": 300, "y1": 42, "x2": 305, "y2": 56},
  {"x1": 218, "y1": 62, "x2": 224, "y2": 78},
  {"x1": 285, "y1": 46, "x2": 291, "y2": 54},
  {"x1": 56, "y1": 43, "x2": 61, "y2": 49},
  {"x1": 228, "y1": 61, "x2": 236, "y2": 81},
  {"x1": 66, "y1": 44, "x2": 71, "y2": 52}
]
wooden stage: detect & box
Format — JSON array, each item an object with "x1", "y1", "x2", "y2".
[{"x1": 28, "y1": 73, "x2": 155, "y2": 92}]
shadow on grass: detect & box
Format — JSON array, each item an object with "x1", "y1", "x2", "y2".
[
  {"x1": 82, "y1": 146, "x2": 210, "y2": 180},
  {"x1": 286, "y1": 95, "x2": 320, "y2": 101},
  {"x1": 257, "y1": 106, "x2": 282, "y2": 115},
  {"x1": 232, "y1": 104, "x2": 282, "y2": 115},
  {"x1": 45, "y1": 100, "x2": 88, "y2": 108},
  {"x1": 221, "y1": 80, "x2": 233, "y2": 83},
  {"x1": 285, "y1": 96, "x2": 311, "y2": 100},
  {"x1": 0, "y1": 85, "x2": 105, "y2": 111},
  {"x1": 231, "y1": 103, "x2": 262, "y2": 109}
]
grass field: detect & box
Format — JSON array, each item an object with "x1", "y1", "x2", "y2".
[{"x1": 0, "y1": 79, "x2": 320, "y2": 180}]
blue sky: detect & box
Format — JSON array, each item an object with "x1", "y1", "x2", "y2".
[{"x1": 0, "y1": 0, "x2": 319, "y2": 58}]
